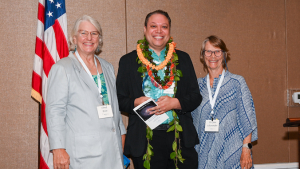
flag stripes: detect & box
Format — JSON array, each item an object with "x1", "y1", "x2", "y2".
[{"x1": 31, "y1": 0, "x2": 68, "y2": 168}]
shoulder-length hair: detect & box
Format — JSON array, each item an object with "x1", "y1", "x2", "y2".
[{"x1": 200, "y1": 35, "x2": 231, "y2": 72}]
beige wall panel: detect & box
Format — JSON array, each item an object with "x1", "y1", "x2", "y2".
[
  {"x1": 286, "y1": 0, "x2": 300, "y2": 162},
  {"x1": 286, "y1": 0, "x2": 300, "y2": 88},
  {"x1": 0, "y1": 1, "x2": 39, "y2": 168},
  {"x1": 0, "y1": 0, "x2": 126, "y2": 168},
  {"x1": 126, "y1": 0, "x2": 289, "y2": 164}
]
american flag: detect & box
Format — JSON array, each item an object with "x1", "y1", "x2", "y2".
[{"x1": 31, "y1": 0, "x2": 68, "y2": 168}]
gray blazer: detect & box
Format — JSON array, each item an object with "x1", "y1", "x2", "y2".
[{"x1": 46, "y1": 52, "x2": 126, "y2": 169}]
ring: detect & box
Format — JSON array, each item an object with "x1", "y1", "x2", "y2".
[{"x1": 159, "y1": 108, "x2": 161, "y2": 112}]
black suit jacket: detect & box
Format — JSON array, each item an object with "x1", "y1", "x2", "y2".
[{"x1": 116, "y1": 50, "x2": 202, "y2": 157}]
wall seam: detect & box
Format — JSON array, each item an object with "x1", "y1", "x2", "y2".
[
  {"x1": 125, "y1": 0, "x2": 128, "y2": 54},
  {"x1": 284, "y1": 0, "x2": 290, "y2": 162}
]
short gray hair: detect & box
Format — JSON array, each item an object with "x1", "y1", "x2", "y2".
[{"x1": 69, "y1": 15, "x2": 103, "y2": 54}]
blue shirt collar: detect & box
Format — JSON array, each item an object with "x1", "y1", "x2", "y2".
[
  {"x1": 149, "y1": 47, "x2": 166, "y2": 62},
  {"x1": 206, "y1": 70, "x2": 229, "y2": 91}
]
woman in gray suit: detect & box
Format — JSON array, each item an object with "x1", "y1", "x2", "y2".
[{"x1": 46, "y1": 15, "x2": 126, "y2": 169}]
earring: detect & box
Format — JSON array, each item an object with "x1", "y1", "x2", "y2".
[
  {"x1": 74, "y1": 45, "x2": 77, "y2": 52},
  {"x1": 96, "y1": 46, "x2": 100, "y2": 53}
]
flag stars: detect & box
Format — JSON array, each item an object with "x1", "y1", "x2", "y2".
[
  {"x1": 55, "y1": 2, "x2": 61, "y2": 8},
  {"x1": 49, "y1": 0, "x2": 54, "y2": 3},
  {"x1": 47, "y1": 11, "x2": 53, "y2": 17}
]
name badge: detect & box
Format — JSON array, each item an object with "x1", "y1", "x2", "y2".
[
  {"x1": 163, "y1": 82, "x2": 175, "y2": 94},
  {"x1": 205, "y1": 119, "x2": 219, "y2": 132},
  {"x1": 97, "y1": 105, "x2": 113, "y2": 118}
]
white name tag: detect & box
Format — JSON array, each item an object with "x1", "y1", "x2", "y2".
[
  {"x1": 97, "y1": 105, "x2": 113, "y2": 118},
  {"x1": 163, "y1": 82, "x2": 175, "y2": 94},
  {"x1": 205, "y1": 119, "x2": 219, "y2": 132}
]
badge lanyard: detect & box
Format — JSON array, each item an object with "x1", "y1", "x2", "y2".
[
  {"x1": 75, "y1": 51, "x2": 102, "y2": 98},
  {"x1": 206, "y1": 69, "x2": 225, "y2": 120}
]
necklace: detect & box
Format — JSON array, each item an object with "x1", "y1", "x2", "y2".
[
  {"x1": 137, "y1": 42, "x2": 174, "y2": 71},
  {"x1": 137, "y1": 38, "x2": 177, "y2": 89},
  {"x1": 136, "y1": 37, "x2": 184, "y2": 169}
]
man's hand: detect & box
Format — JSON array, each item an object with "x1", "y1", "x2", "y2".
[
  {"x1": 134, "y1": 96, "x2": 151, "y2": 107},
  {"x1": 149, "y1": 96, "x2": 181, "y2": 115}
]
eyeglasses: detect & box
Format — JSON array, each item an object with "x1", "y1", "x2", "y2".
[
  {"x1": 78, "y1": 30, "x2": 99, "y2": 39},
  {"x1": 203, "y1": 50, "x2": 224, "y2": 57}
]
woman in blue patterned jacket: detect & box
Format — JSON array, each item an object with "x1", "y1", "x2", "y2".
[{"x1": 192, "y1": 35, "x2": 257, "y2": 169}]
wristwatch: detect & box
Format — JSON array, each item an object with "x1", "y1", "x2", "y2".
[{"x1": 242, "y1": 143, "x2": 252, "y2": 149}]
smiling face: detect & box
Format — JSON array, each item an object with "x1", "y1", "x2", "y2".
[
  {"x1": 144, "y1": 14, "x2": 170, "y2": 54},
  {"x1": 74, "y1": 21, "x2": 99, "y2": 56},
  {"x1": 204, "y1": 41, "x2": 224, "y2": 72}
]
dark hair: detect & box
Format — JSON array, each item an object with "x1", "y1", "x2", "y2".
[
  {"x1": 200, "y1": 35, "x2": 231, "y2": 72},
  {"x1": 144, "y1": 10, "x2": 171, "y2": 27}
]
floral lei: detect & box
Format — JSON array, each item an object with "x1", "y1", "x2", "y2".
[{"x1": 136, "y1": 37, "x2": 184, "y2": 169}]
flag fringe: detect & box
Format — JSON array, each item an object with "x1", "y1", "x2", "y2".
[{"x1": 31, "y1": 89, "x2": 42, "y2": 104}]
